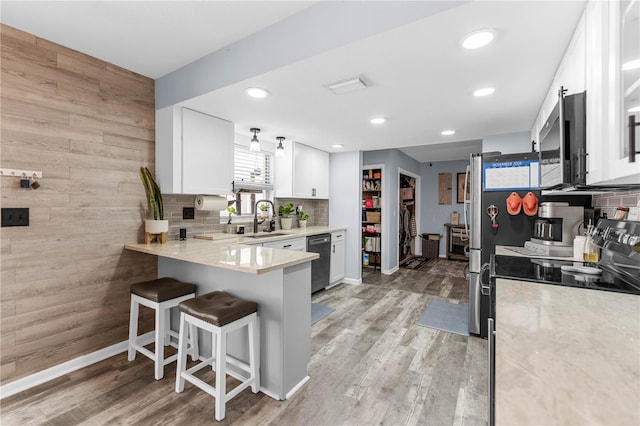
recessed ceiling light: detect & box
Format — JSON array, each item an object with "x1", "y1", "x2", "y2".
[
  {"x1": 245, "y1": 87, "x2": 269, "y2": 98},
  {"x1": 473, "y1": 87, "x2": 495, "y2": 97},
  {"x1": 461, "y1": 29, "x2": 495, "y2": 50},
  {"x1": 441, "y1": 130, "x2": 456, "y2": 136},
  {"x1": 370, "y1": 117, "x2": 386, "y2": 125},
  {"x1": 628, "y1": 105, "x2": 640, "y2": 113},
  {"x1": 332, "y1": 144, "x2": 344, "y2": 148},
  {"x1": 622, "y1": 58, "x2": 640, "y2": 71}
]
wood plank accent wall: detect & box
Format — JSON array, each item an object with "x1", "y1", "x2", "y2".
[{"x1": 0, "y1": 24, "x2": 158, "y2": 384}]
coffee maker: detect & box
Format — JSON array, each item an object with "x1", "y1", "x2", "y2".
[{"x1": 525, "y1": 202, "x2": 584, "y2": 257}]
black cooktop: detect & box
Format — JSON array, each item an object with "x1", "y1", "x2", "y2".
[{"x1": 491, "y1": 255, "x2": 640, "y2": 295}]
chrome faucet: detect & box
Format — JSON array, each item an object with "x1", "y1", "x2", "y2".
[{"x1": 253, "y1": 199, "x2": 275, "y2": 234}]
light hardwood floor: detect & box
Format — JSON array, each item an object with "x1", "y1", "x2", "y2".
[{"x1": 0, "y1": 259, "x2": 488, "y2": 425}]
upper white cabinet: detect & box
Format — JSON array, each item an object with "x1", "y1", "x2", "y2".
[
  {"x1": 605, "y1": 0, "x2": 640, "y2": 183},
  {"x1": 156, "y1": 106, "x2": 234, "y2": 195},
  {"x1": 531, "y1": 1, "x2": 640, "y2": 185},
  {"x1": 275, "y1": 141, "x2": 329, "y2": 199}
]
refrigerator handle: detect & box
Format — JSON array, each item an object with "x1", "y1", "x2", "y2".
[
  {"x1": 463, "y1": 164, "x2": 470, "y2": 238},
  {"x1": 480, "y1": 262, "x2": 491, "y2": 295}
]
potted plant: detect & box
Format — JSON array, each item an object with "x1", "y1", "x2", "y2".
[
  {"x1": 298, "y1": 211, "x2": 310, "y2": 228},
  {"x1": 139, "y1": 166, "x2": 168, "y2": 235},
  {"x1": 258, "y1": 203, "x2": 270, "y2": 220},
  {"x1": 278, "y1": 202, "x2": 295, "y2": 230},
  {"x1": 226, "y1": 206, "x2": 237, "y2": 233}
]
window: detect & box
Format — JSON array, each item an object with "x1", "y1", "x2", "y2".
[{"x1": 221, "y1": 145, "x2": 274, "y2": 222}]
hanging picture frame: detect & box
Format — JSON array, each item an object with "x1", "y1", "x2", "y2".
[{"x1": 457, "y1": 172, "x2": 470, "y2": 203}]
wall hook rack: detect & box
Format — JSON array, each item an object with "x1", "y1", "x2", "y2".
[{"x1": 0, "y1": 168, "x2": 43, "y2": 179}]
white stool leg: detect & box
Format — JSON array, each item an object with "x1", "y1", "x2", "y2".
[
  {"x1": 189, "y1": 323, "x2": 199, "y2": 361},
  {"x1": 154, "y1": 304, "x2": 165, "y2": 380},
  {"x1": 127, "y1": 297, "x2": 139, "y2": 361},
  {"x1": 165, "y1": 305, "x2": 171, "y2": 346},
  {"x1": 214, "y1": 329, "x2": 226, "y2": 421},
  {"x1": 248, "y1": 314, "x2": 260, "y2": 393},
  {"x1": 175, "y1": 313, "x2": 189, "y2": 393}
]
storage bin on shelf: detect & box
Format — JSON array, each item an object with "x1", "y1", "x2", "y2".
[{"x1": 366, "y1": 211, "x2": 381, "y2": 223}]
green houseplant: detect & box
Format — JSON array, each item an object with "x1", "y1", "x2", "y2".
[
  {"x1": 139, "y1": 166, "x2": 168, "y2": 235},
  {"x1": 298, "y1": 211, "x2": 310, "y2": 229},
  {"x1": 258, "y1": 202, "x2": 270, "y2": 219},
  {"x1": 278, "y1": 202, "x2": 295, "y2": 230}
]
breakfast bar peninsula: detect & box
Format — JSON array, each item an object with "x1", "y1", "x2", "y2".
[{"x1": 125, "y1": 237, "x2": 318, "y2": 400}]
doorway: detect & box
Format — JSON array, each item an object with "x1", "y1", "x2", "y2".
[{"x1": 398, "y1": 169, "x2": 420, "y2": 264}]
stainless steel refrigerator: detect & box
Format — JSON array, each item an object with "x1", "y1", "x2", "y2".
[{"x1": 466, "y1": 152, "x2": 540, "y2": 338}]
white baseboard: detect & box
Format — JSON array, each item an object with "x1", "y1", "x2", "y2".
[
  {"x1": 0, "y1": 339, "x2": 131, "y2": 399},
  {"x1": 285, "y1": 375, "x2": 310, "y2": 399},
  {"x1": 383, "y1": 265, "x2": 399, "y2": 275},
  {"x1": 342, "y1": 277, "x2": 362, "y2": 285}
]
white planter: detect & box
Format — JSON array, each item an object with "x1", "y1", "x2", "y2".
[
  {"x1": 145, "y1": 219, "x2": 169, "y2": 234},
  {"x1": 280, "y1": 217, "x2": 293, "y2": 230},
  {"x1": 298, "y1": 220, "x2": 307, "y2": 229}
]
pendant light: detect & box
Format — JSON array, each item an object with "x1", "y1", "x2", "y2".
[
  {"x1": 275, "y1": 136, "x2": 285, "y2": 157},
  {"x1": 249, "y1": 128, "x2": 261, "y2": 152}
]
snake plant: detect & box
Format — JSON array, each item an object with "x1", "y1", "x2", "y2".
[{"x1": 139, "y1": 166, "x2": 164, "y2": 220}]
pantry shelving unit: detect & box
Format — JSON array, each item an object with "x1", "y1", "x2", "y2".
[{"x1": 362, "y1": 167, "x2": 382, "y2": 271}]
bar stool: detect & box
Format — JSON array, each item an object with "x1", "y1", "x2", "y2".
[
  {"x1": 175, "y1": 291, "x2": 260, "y2": 421},
  {"x1": 128, "y1": 277, "x2": 198, "y2": 380}
]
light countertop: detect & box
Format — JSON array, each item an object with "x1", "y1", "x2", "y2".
[
  {"x1": 495, "y1": 278, "x2": 640, "y2": 425},
  {"x1": 195, "y1": 226, "x2": 346, "y2": 245},
  {"x1": 125, "y1": 238, "x2": 318, "y2": 275},
  {"x1": 124, "y1": 226, "x2": 346, "y2": 274}
]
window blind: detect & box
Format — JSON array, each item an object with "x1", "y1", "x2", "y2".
[{"x1": 233, "y1": 145, "x2": 273, "y2": 191}]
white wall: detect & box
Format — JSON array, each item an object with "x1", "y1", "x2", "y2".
[
  {"x1": 329, "y1": 151, "x2": 363, "y2": 283},
  {"x1": 482, "y1": 131, "x2": 532, "y2": 155}
]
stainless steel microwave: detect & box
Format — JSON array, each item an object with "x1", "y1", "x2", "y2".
[{"x1": 539, "y1": 87, "x2": 587, "y2": 189}]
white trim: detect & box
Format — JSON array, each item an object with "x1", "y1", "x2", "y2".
[
  {"x1": 341, "y1": 277, "x2": 362, "y2": 285},
  {"x1": 382, "y1": 265, "x2": 399, "y2": 275},
  {"x1": 259, "y1": 386, "x2": 281, "y2": 401},
  {"x1": 0, "y1": 339, "x2": 134, "y2": 399},
  {"x1": 285, "y1": 375, "x2": 310, "y2": 399}
]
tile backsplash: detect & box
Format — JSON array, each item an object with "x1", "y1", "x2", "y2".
[
  {"x1": 275, "y1": 198, "x2": 329, "y2": 227},
  {"x1": 164, "y1": 195, "x2": 330, "y2": 239},
  {"x1": 592, "y1": 188, "x2": 640, "y2": 220}
]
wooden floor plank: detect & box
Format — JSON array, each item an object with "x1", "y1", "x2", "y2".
[{"x1": 0, "y1": 259, "x2": 487, "y2": 425}]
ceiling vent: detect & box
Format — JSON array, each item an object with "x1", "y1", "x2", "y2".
[{"x1": 325, "y1": 75, "x2": 368, "y2": 95}]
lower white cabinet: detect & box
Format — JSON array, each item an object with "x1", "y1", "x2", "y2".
[
  {"x1": 330, "y1": 231, "x2": 345, "y2": 284},
  {"x1": 262, "y1": 237, "x2": 306, "y2": 251}
]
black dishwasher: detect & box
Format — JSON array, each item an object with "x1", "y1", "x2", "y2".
[{"x1": 306, "y1": 234, "x2": 331, "y2": 293}]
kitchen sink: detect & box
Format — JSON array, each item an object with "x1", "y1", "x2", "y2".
[{"x1": 243, "y1": 232, "x2": 289, "y2": 239}]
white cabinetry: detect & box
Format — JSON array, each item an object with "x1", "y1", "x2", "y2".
[
  {"x1": 275, "y1": 141, "x2": 329, "y2": 199},
  {"x1": 604, "y1": 0, "x2": 640, "y2": 184},
  {"x1": 156, "y1": 106, "x2": 234, "y2": 195},
  {"x1": 262, "y1": 237, "x2": 306, "y2": 251},
  {"x1": 532, "y1": 1, "x2": 640, "y2": 185},
  {"x1": 329, "y1": 231, "x2": 345, "y2": 284}
]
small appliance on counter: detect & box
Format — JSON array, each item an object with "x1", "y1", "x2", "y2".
[{"x1": 524, "y1": 202, "x2": 584, "y2": 257}]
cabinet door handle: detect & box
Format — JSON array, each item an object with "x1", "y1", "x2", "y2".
[
  {"x1": 332, "y1": 244, "x2": 335, "y2": 253},
  {"x1": 283, "y1": 244, "x2": 292, "y2": 248},
  {"x1": 629, "y1": 115, "x2": 640, "y2": 163}
]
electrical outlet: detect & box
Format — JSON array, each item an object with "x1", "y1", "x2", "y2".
[
  {"x1": 183, "y1": 207, "x2": 195, "y2": 220},
  {"x1": 1, "y1": 208, "x2": 29, "y2": 227}
]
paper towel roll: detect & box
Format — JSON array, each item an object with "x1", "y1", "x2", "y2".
[{"x1": 194, "y1": 195, "x2": 227, "y2": 211}]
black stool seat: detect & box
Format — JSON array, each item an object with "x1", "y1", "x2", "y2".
[
  {"x1": 179, "y1": 291, "x2": 257, "y2": 327},
  {"x1": 130, "y1": 277, "x2": 196, "y2": 303}
]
